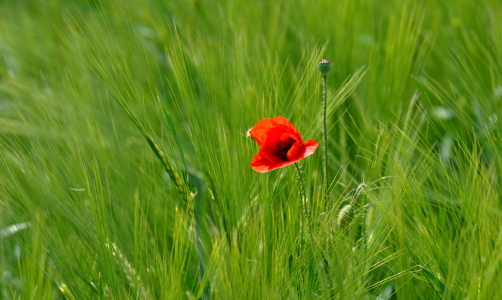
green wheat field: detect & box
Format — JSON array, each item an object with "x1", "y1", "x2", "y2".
[{"x1": 1, "y1": 0, "x2": 502, "y2": 299}]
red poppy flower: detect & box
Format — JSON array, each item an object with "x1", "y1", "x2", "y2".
[{"x1": 249, "y1": 116, "x2": 318, "y2": 173}]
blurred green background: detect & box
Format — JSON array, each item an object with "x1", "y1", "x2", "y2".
[{"x1": 1, "y1": 0, "x2": 501, "y2": 299}]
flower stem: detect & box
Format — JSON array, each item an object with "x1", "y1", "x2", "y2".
[
  {"x1": 321, "y1": 74, "x2": 329, "y2": 198},
  {"x1": 295, "y1": 162, "x2": 306, "y2": 202},
  {"x1": 294, "y1": 162, "x2": 309, "y2": 251}
]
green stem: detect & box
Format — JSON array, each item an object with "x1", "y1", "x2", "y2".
[
  {"x1": 193, "y1": 198, "x2": 211, "y2": 300},
  {"x1": 322, "y1": 74, "x2": 329, "y2": 198},
  {"x1": 295, "y1": 162, "x2": 306, "y2": 203},
  {"x1": 294, "y1": 163, "x2": 309, "y2": 250}
]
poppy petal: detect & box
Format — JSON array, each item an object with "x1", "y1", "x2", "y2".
[
  {"x1": 250, "y1": 152, "x2": 274, "y2": 173},
  {"x1": 261, "y1": 127, "x2": 290, "y2": 151},
  {"x1": 252, "y1": 144, "x2": 317, "y2": 173},
  {"x1": 260, "y1": 149, "x2": 284, "y2": 164},
  {"x1": 287, "y1": 141, "x2": 302, "y2": 160},
  {"x1": 262, "y1": 129, "x2": 299, "y2": 153},
  {"x1": 302, "y1": 140, "x2": 318, "y2": 158},
  {"x1": 268, "y1": 152, "x2": 310, "y2": 171},
  {"x1": 249, "y1": 116, "x2": 299, "y2": 145},
  {"x1": 252, "y1": 158, "x2": 297, "y2": 173}
]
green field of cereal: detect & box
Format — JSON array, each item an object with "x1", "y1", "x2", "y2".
[{"x1": 1, "y1": 0, "x2": 501, "y2": 299}]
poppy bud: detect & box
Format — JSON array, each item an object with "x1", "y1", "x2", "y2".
[
  {"x1": 337, "y1": 204, "x2": 354, "y2": 229},
  {"x1": 318, "y1": 59, "x2": 331, "y2": 75}
]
